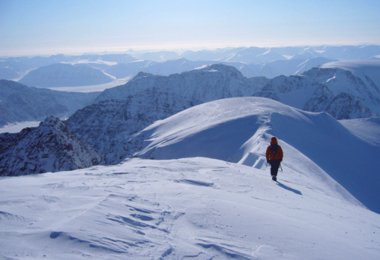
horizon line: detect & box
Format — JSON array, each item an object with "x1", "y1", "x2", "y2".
[{"x1": 2, "y1": 43, "x2": 380, "y2": 58}]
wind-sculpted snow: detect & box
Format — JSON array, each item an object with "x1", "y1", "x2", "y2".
[
  {"x1": 0, "y1": 158, "x2": 379, "y2": 259},
  {"x1": 133, "y1": 97, "x2": 380, "y2": 213}
]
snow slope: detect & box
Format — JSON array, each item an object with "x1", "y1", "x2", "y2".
[
  {"x1": 0, "y1": 157, "x2": 379, "y2": 259},
  {"x1": 133, "y1": 97, "x2": 380, "y2": 213}
]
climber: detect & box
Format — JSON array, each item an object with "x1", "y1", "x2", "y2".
[{"x1": 266, "y1": 137, "x2": 283, "y2": 181}]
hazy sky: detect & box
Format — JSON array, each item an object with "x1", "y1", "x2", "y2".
[{"x1": 1, "y1": 0, "x2": 380, "y2": 55}]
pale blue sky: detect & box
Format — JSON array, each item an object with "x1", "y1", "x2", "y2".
[{"x1": 1, "y1": 0, "x2": 379, "y2": 55}]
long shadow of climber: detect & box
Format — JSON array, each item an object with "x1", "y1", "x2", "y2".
[{"x1": 276, "y1": 181, "x2": 302, "y2": 195}]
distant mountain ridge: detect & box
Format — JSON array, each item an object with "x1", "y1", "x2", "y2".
[
  {"x1": 257, "y1": 65, "x2": 380, "y2": 119},
  {"x1": 19, "y1": 63, "x2": 113, "y2": 88},
  {"x1": 0, "y1": 80, "x2": 97, "y2": 127},
  {"x1": 2, "y1": 45, "x2": 380, "y2": 83}
]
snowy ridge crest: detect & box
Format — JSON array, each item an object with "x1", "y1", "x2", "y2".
[{"x1": 131, "y1": 97, "x2": 380, "y2": 213}]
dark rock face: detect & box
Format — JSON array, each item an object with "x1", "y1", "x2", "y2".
[{"x1": 0, "y1": 117, "x2": 100, "y2": 176}]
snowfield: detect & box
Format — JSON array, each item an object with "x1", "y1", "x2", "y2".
[
  {"x1": 0, "y1": 97, "x2": 380, "y2": 259},
  {"x1": 0, "y1": 158, "x2": 379, "y2": 260}
]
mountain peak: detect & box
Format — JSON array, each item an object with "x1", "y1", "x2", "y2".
[
  {"x1": 198, "y1": 63, "x2": 243, "y2": 78},
  {"x1": 134, "y1": 71, "x2": 155, "y2": 79},
  {"x1": 39, "y1": 116, "x2": 66, "y2": 130}
]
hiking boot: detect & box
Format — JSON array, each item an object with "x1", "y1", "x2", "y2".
[{"x1": 272, "y1": 176, "x2": 277, "y2": 181}]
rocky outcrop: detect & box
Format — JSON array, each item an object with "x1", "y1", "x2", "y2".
[{"x1": 0, "y1": 117, "x2": 100, "y2": 176}]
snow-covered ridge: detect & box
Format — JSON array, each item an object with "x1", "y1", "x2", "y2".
[{"x1": 132, "y1": 97, "x2": 380, "y2": 213}]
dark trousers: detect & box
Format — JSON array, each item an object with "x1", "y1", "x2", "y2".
[{"x1": 269, "y1": 160, "x2": 281, "y2": 176}]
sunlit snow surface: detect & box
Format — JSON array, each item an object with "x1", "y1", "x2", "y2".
[{"x1": 0, "y1": 158, "x2": 379, "y2": 259}]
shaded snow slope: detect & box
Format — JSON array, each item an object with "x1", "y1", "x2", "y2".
[
  {"x1": 133, "y1": 97, "x2": 380, "y2": 213},
  {"x1": 0, "y1": 158, "x2": 379, "y2": 259},
  {"x1": 340, "y1": 117, "x2": 380, "y2": 146}
]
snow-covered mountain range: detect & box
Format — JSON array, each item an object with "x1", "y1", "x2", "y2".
[
  {"x1": 2, "y1": 62, "x2": 380, "y2": 174},
  {"x1": 257, "y1": 62, "x2": 380, "y2": 119},
  {"x1": 0, "y1": 98, "x2": 379, "y2": 259},
  {"x1": 66, "y1": 64, "x2": 264, "y2": 164},
  {"x1": 2, "y1": 93, "x2": 380, "y2": 212},
  {"x1": 2, "y1": 45, "x2": 379, "y2": 84},
  {"x1": 1, "y1": 50, "x2": 380, "y2": 258},
  {"x1": 0, "y1": 80, "x2": 97, "y2": 126},
  {"x1": 97, "y1": 62, "x2": 380, "y2": 126}
]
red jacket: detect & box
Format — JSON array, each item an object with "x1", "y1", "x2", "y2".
[{"x1": 266, "y1": 137, "x2": 283, "y2": 161}]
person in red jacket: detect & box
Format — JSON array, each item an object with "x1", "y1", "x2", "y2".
[{"x1": 266, "y1": 137, "x2": 283, "y2": 181}]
